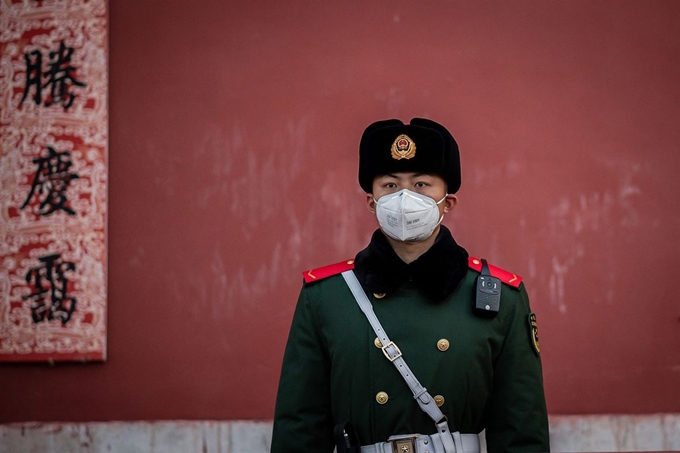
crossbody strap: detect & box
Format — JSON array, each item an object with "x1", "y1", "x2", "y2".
[{"x1": 341, "y1": 270, "x2": 446, "y2": 424}]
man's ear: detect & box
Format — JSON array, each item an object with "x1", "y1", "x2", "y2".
[
  {"x1": 366, "y1": 194, "x2": 376, "y2": 214},
  {"x1": 443, "y1": 194, "x2": 458, "y2": 213}
]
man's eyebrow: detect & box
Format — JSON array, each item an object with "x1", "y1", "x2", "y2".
[{"x1": 380, "y1": 173, "x2": 430, "y2": 179}]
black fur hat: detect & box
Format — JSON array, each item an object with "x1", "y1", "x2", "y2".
[{"x1": 358, "y1": 118, "x2": 461, "y2": 193}]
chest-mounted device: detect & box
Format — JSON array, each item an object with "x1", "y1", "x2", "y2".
[{"x1": 474, "y1": 258, "x2": 501, "y2": 318}]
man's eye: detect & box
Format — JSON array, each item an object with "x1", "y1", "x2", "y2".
[
  {"x1": 415, "y1": 182, "x2": 428, "y2": 188},
  {"x1": 384, "y1": 183, "x2": 397, "y2": 188}
]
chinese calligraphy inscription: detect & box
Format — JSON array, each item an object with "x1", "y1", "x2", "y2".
[
  {"x1": 21, "y1": 146, "x2": 80, "y2": 217},
  {"x1": 19, "y1": 41, "x2": 87, "y2": 111},
  {"x1": 23, "y1": 254, "x2": 77, "y2": 325},
  {"x1": 0, "y1": 0, "x2": 108, "y2": 362}
]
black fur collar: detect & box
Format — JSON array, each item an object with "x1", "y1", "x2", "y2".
[{"x1": 354, "y1": 225, "x2": 469, "y2": 302}]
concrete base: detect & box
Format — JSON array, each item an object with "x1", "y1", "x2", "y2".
[
  {"x1": 1, "y1": 415, "x2": 679, "y2": 452},
  {"x1": 548, "y1": 415, "x2": 680, "y2": 452}
]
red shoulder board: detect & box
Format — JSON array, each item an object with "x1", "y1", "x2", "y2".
[
  {"x1": 468, "y1": 256, "x2": 522, "y2": 288},
  {"x1": 303, "y1": 259, "x2": 355, "y2": 284}
]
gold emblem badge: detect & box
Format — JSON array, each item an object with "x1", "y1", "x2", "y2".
[
  {"x1": 529, "y1": 312, "x2": 540, "y2": 355},
  {"x1": 390, "y1": 134, "x2": 416, "y2": 160},
  {"x1": 396, "y1": 442, "x2": 412, "y2": 453}
]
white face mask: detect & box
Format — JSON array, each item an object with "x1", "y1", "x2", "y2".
[{"x1": 374, "y1": 189, "x2": 446, "y2": 242}]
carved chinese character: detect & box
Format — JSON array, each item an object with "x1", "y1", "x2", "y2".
[
  {"x1": 21, "y1": 146, "x2": 80, "y2": 216},
  {"x1": 23, "y1": 253, "x2": 77, "y2": 325},
  {"x1": 19, "y1": 41, "x2": 87, "y2": 110}
]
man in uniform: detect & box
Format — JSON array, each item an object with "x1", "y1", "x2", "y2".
[{"x1": 271, "y1": 118, "x2": 549, "y2": 453}]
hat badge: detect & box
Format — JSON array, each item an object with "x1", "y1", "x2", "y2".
[{"x1": 391, "y1": 134, "x2": 416, "y2": 160}]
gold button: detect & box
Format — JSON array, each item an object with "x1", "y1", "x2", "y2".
[
  {"x1": 437, "y1": 339, "x2": 450, "y2": 351},
  {"x1": 434, "y1": 395, "x2": 445, "y2": 407},
  {"x1": 376, "y1": 391, "x2": 389, "y2": 404},
  {"x1": 347, "y1": 259, "x2": 354, "y2": 265},
  {"x1": 472, "y1": 259, "x2": 480, "y2": 265},
  {"x1": 373, "y1": 293, "x2": 386, "y2": 299},
  {"x1": 374, "y1": 337, "x2": 383, "y2": 348}
]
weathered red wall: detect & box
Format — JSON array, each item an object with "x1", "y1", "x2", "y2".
[{"x1": 2, "y1": 0, "x2": 679, "y2": 422}]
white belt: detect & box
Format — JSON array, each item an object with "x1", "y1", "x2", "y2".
[{"x1": 360, "y1": 432, "x2": 480, "y2": 453}]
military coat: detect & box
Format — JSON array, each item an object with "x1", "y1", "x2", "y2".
[{"x1": 271, "y1": 229, "x2": 549, "y2": 453}]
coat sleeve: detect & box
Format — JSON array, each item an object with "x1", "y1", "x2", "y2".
[
  {"x1": 484, "y1": 283, "x2": 550, "y2": 453},
  {"x1": 270, "y1": 284, "x2": 335, "y2": 453}
]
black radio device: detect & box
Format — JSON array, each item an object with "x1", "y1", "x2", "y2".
[{"x1": 474, "y1": 258, "x2": 501, "y2": 318}]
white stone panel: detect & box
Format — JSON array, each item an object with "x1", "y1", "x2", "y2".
[{"x1": 2, "y1": 416, "x2": 680, "y2": 453}]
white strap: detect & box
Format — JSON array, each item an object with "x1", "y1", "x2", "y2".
[
  {"x1": 341, "y1": 270, "x2": 446, "y2": 425},
  {"x1": 438, "y1": 421, "x2": 462, "y2": 453}
]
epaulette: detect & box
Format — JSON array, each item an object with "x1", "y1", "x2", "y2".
[
  {"x1": 303, "y1": 259, "x2": 355, "y2": 284},
  {"x1": 468, "y1": 256, "x2": 522, "y2": 288}
]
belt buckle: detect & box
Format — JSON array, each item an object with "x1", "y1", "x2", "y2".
[{"x1": 390, "y1": 436, "x2": 417, "y2": 453}]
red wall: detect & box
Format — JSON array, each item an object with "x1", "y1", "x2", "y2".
[{"x1": 3, "y1": 0, "x2": 680, "y2": 422}]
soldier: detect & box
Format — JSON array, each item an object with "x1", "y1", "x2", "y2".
[{"x1": 271, "y1": 118, "x2": 549, "y2": 453}]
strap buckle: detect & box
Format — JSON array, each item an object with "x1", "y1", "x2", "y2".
[
  {"x1": 435, "y1": 415, "x2": 449, "y2": 430},
  {"x1": 381, "y1": 341, "x2": 402, "y2": 362}
]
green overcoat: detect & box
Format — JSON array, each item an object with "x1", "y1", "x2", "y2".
[{"x1": 271, "y1": 263, "x2": 549, "y2": 453}]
